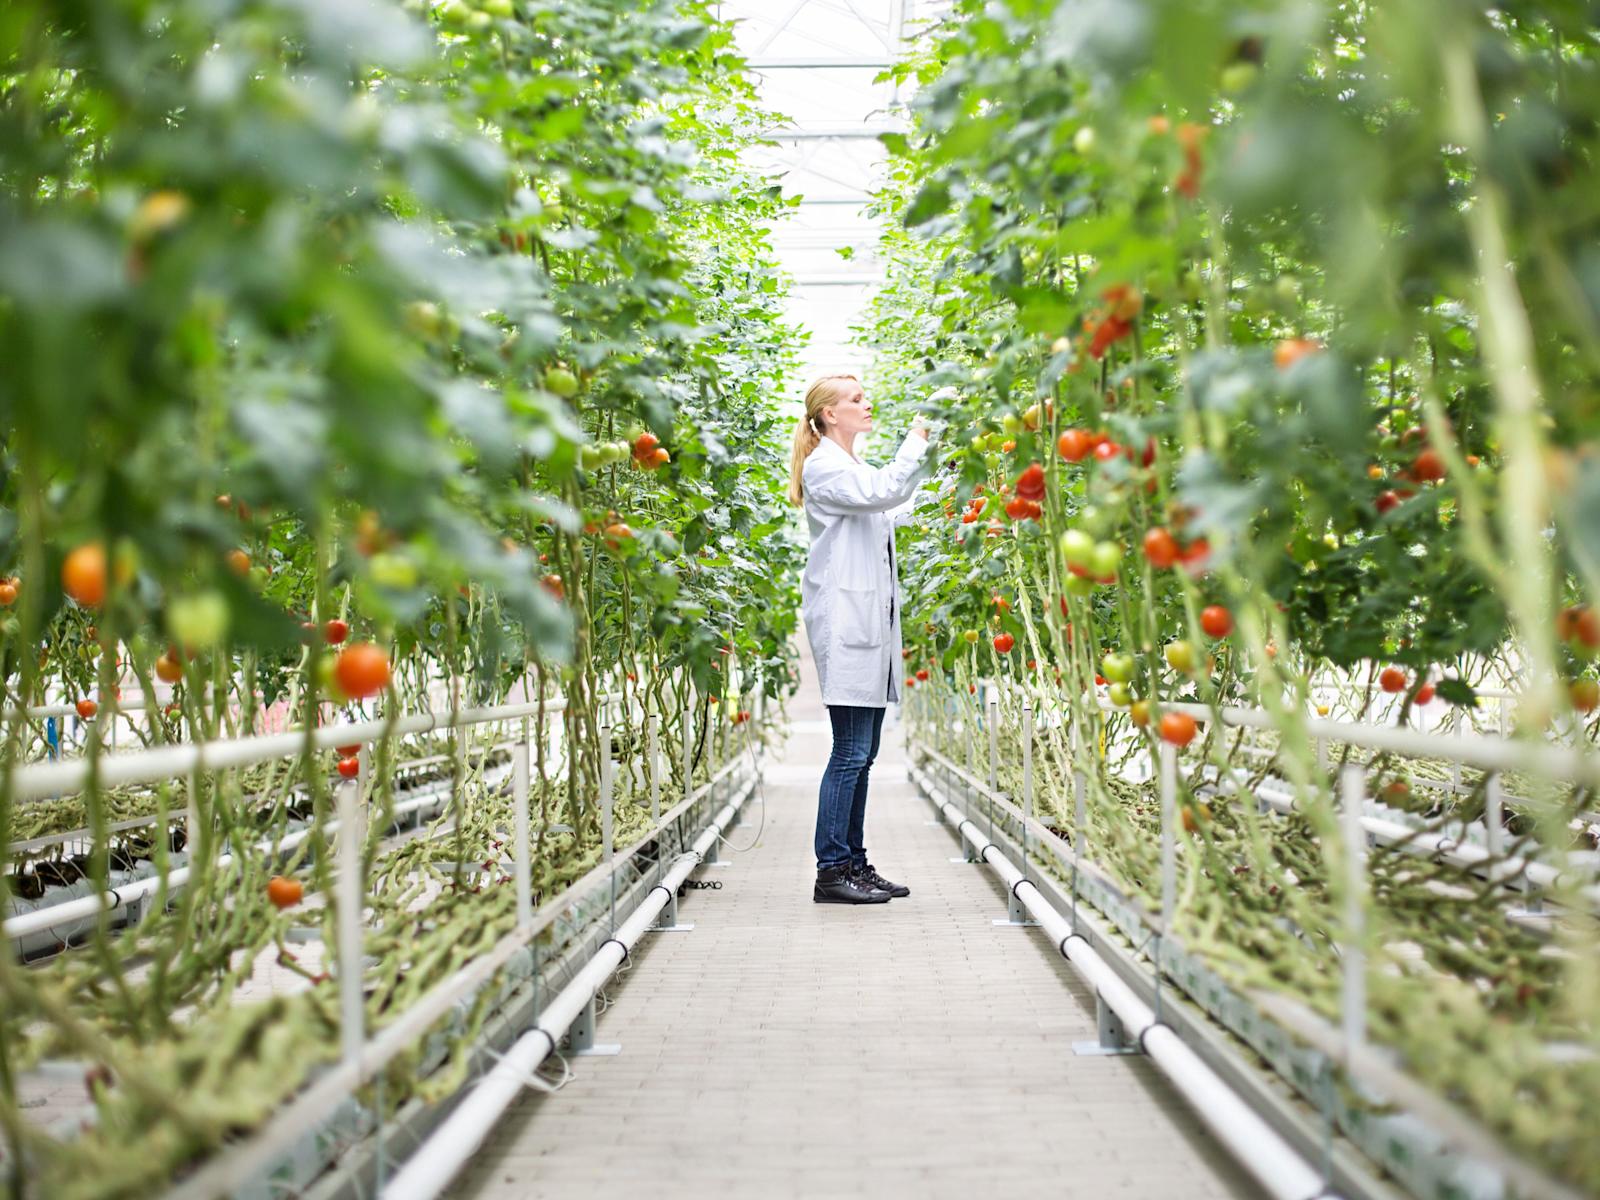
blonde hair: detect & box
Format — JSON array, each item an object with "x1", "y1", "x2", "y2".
[{"x1": 788, "y1": 374, "x2": 860, "y2": 506}]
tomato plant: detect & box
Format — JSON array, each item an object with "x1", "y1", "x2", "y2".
[{"x1": 870, "y1": 0, "x2": 1600, "y2": 1191}]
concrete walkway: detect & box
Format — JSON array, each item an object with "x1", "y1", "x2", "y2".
[{"x1": 451, "y1": 636, "x2": 1264, "y2": 1200}]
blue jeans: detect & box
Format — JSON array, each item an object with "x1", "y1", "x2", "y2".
[{"x1": 815, "y1": 704, "x2": 886, "y2": 871}]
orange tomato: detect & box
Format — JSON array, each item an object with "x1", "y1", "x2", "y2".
[
  {"x1": 266, "y1": 876, "x2": 304, "y2": 910},
  {"x1": 1159, "y1": 711, "x2": 1197, "y2": 746},
  {"x1": 62, "y1": 543, "x2": 107, "y2": 607},
  {"x1": 335, "y1": 643, "x2": 392, "y2": 700}
]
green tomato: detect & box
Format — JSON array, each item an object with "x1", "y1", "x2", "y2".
[
  {"x1": 465, "y1": 10, "x2": 491, "y2": 29},
  {"x1": 579, "y1": 445, "x2": 606, "y2": 471},
  {"x1": 482, "y1": 0, "x2": 514, "y2": 15},
  {"x1": 970, "y1": 434, "x2": 988, "y2": 453},
  {"x1": 1078, "y1": 504, "x2": 1112, "y2": 537},
  {"x1": 1101, "y1": 652, "x2": 1135, "y2": 684},
  {"x1": 963, "y1": 630, "x2": 980, "y2": 644},
  {"x1": 318, "y1": 655, "x2": 349, "y2": 703},
  {"x1": 544, "y1": 366, "x2": 579, "y2": 398},
  {"x1": 403, "y1": 300, "x2": 444, "y2": 337},
  {"x1": 1090, "y1": 540, "x2": 1122, "y2": 578},
  {"x1": 167, "y1": 591, "x2": 229, "y2": 650},
  {"x1": 436, "y1": 0, "x2": 471, "y2": 24},
  {"x1": 1064, "y1": 573, "x2": 1094, "y2": 598},
  {"x1": 1001, "y1": 413, "x2": 1023, "y2": 437},
  {"x1": 1108, "y1": 682, "x2": 1132, "y2": 707},
  {"x1": 369, "y1": 552, "x2": 420, "y2": 590},
  {"x1": 1073, "y1": 126, "x2": 1096, "y2": 155},
  {"x1": 1219, "y1": 62, "x2": 1260, "y2": 94},
  {"x1": 1165, "y1": 639, "x2": 1196, "y2": 673},
  {"x1": 1058, "y1": 529, "x2": 1095, "y2": 569}
]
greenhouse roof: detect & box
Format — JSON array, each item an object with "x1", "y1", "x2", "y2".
[{"x1": 718, "y1": 1, "x2": 949, "y2": 403}]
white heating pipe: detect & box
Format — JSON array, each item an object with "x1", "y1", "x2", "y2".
[
  {"x1": 1251, "y1": 780, "x2": 1600, "y2": 908},
  {"x1": 928, "y1": 786, "x2": 1333, "y2": 1200},
  {"x1": 382, "y1": 782, "x2": 752, "y2": 1200},
  {"x1": 7, "y1": 695, "x2": 608, "y2": 803},
  {"x1": 3, "y1": 768, "x2": 471, "y2": 941},
  {"x1": 1155, "y1": 699, "x2": 1600, "y2": 790}
]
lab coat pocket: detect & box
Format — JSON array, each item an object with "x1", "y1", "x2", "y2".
[{"x1": 836, "y1": 586, "x2": 882, "y2": 649}]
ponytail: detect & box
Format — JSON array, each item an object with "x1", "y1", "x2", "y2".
[{"x1": 788, "y1": 373, "x2": 859, "y2": 506}]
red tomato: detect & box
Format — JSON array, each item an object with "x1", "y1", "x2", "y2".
[
  {"x1": 1571, "y1": 680, "x2": 1600, "y2": 713},
  {"x1": 915, "y1": 669, "x2": 929, "y2": 682},
  {"x1": 1093, "y1": 440, "x2": 1123, "y2": 463},
  {"x1": 155, "y1": 654, "x2": 183, "y2": 684},
  {"x1": 1578, "y1": 607, "x2": 1600, "y2": 650},
  {"x1": 1273, "y1": 338, "x2": 1322, "y2": 369},
  {"x1": 1015, "y1": 463, "x2": 1046, "y2": 501},
  {"x1": 1200, "y1": 605, "x2": 1233, "y2": 638},
  {"x1": 1143, "y1": 527, "x2": 1180, "y2": 569},
  {"x1": 1379, "y1": 666, "x2": 1407, "y2": 694},
  {"x1": 1414, "y1": 682, "x2": 1436, "y2": 705},
  {"x1": 324, "y1": 619, "x2": 350, "y2": 645},
  {"x1": 993, "y1": 633, "x2": 1015, "y2": 654},
  {"x1": 1057, "y1": 429, "x2": 1092, "y2": 461},
  {"x1": 1159, "y1": 711, "x2": 1198, "y2": 746},
  {"x1": 1411, "y1": 449, "x2": 1445, "y2": 483},
  {"x1": 337, "y1": 756, "x2": 360, "y2": 779},
  {"x1": 1375, "y1": 490, "x2": 1400, "y2": 514},
  {"x1": 335, "y1": 643, "x2": 392, "y2": 700},
  {"x1": 76, "y1": 698, "x2": 98, "y2": 719},
  {"x1": 1178, "y1": 538, "x2": 1211, "y2": 574}
]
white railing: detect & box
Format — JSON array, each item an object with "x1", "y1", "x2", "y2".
[{"x1": 911, "y1": 678, "x2": 1594, "y2": 1200}]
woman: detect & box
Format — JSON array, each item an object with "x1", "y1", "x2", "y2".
[{"x1": 789, "y1": 373, "x2": 944, "y2": 905}]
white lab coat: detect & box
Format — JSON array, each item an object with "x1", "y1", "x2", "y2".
[{"x1": 801, "y1": 431, "x2": 934, "y2": 708}]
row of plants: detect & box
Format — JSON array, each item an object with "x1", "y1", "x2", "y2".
[
  {"x1": 865, "y1": 0, "x2": 1600, "y2": 1193},
  {"x1": 0, "y1": 0, "x2": 800, "y2": 1194}
]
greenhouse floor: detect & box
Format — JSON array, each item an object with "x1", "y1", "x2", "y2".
[{"x1": 449, "y1": 637, "x2": 1264, "y2": 1200}]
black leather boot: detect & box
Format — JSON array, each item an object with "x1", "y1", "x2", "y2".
[
  {"x1": 814, "y1": 864, "x2": 890, "y2": 904},
  {"x1": 854, "y1": 862, "x2": 910, "y2": 898}
]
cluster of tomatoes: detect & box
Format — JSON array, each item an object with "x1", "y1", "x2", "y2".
[
  {"x1": 1165, "y1": 118, "x2": 1208, "y2": 201},
  {"x1": 1082, "y1": 283, "x2": 1142, "y2": 360},
  {"x1": 1004, "y1": 463, "x2": 1046, "y2": 521},
  {"x1": 334, "y1": 741, "x2": 363, "y2": 779},
  {"x1": 631, "y1": 430, "x2": 671, "y2": 470},
  {"x1": 1377, "y1": 665, "x2": 1436, "y2": 705},
  {"x1": 1140, "y1": 525, "x2": 1211, "y2": 575},
  {"x1": 55, "y1": 537, "x2": 393, "y2": 712},
  {"x1": 1558, "y1": 604, "x2": 1600, "y2": 711}
]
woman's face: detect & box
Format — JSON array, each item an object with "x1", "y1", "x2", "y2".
[{"x1": 824, "y1": 383, "x2": 872, "y2": 437}]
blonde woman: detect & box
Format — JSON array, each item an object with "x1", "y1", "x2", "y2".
[{"x1": 789, "y1": 374, "x2": 949, "y2": 905}]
